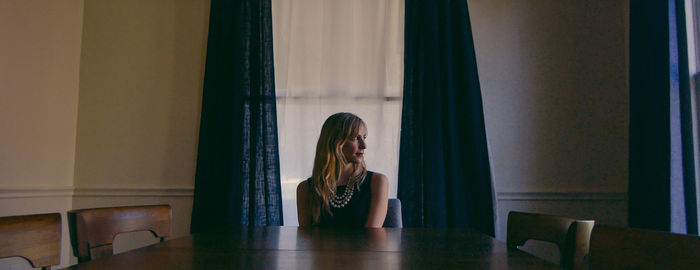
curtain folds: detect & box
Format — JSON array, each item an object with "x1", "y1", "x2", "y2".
[
  {"x1": 629, "y1": 0, "x2": 699, "y2": 234},
  {"x1": 398, "y1": 0, "x2": 496, "y2": 235},
  {"x1": 191, "y1": 0, "x2": 282, "y2": 232}
]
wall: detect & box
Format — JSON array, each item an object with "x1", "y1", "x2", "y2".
[
  {"x1": 0, "y1": 0, "x2": 83, "y2": 189},
  {"x1": 0, "y1": 0, "x2": 209, "y2": 268},
  {"x1": 72, "y1": 0, "x2": 209, "y2": 262},
  {"x1": 468, "y1": 0, "x2": 628, "y2": 262},
  {"x1": 0, "y1": 0, "x2": 84, "y2": 268},
  {"x1": 74, "y1": 0, "x2": 208, "y2": 189}
]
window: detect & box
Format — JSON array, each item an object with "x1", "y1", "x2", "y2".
[{"x1": 272, "y1": 0, "x2": 404, "y2": 226}]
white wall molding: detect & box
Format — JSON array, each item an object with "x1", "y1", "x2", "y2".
[
  {"x1": 0, "y1": 186, "x2": 195, "y2": 199},
  {"x1": 497, "y1": 192, "x2": 627, "y2": 201},
  {"x1": 0, "y1": 186, "x2": 74, "y2": 198},
  {"x1": 1, "y1": 188, "x2": 623, "y2": 201},
  {"x1": 73, "y1": 187, "x2": 194, "y2": 197}
]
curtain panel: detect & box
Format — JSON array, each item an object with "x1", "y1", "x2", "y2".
[
  {"x1": 398, "y1": 0, "x2": 496, "y2": 235},
  {"x1": 191, "y1": 0, "x2": 283, "y2": 232},
  {"x1": 629, "y1": 0, "x2": 699, "y2": 234}
]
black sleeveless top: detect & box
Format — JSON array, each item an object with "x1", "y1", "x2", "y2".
[{"x1": 307, "y1": 171, "x2": 374, "y2": 227}]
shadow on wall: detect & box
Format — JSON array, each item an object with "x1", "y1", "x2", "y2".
[
  {"x1": 469, "y1": 1, "x2": 628, "y2": 193},
  {"x1": 163, "y1": 0, "x2": 210, "y2": 187},
  {"x1": 468, "y1": 0, "x2": 629, "y2": 240}
]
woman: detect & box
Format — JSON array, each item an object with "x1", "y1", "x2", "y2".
[{"x1": 297, "y1": 112, "x2": 389, "y2": 227}]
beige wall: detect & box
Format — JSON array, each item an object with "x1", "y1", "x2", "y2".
[
  {"x1": 70, "y1": 0, "x2": 209, "y2": 264},
  {"x1": 470, "y1": 0, "x2": 628, "y2": 193},
  {"x1": 0, "y1": 0, "x2": 208, "y2": 268},
  {"x1": 1, "y1": 1, "x2": 84, "y2": 268},
  {"x1": 468, "y1": 0, "x2": 629, "y2": 248},
  {"x1": 74, "y1": 0, "x2": 209, "y2": 189},
  {"x1": 0, "y1": 0, "x2": 83, "y2": 188}
]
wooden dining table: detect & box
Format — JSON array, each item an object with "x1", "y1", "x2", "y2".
[{"x1": 63, "y1": 226, "x2": 557, "y2": 269}]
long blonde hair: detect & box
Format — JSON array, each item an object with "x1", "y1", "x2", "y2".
[{"x1": 310, "y1": 112, "x2": 367, "y2": 224}]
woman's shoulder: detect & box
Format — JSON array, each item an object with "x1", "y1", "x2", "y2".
[
  {"x1": 368, "y1": 171, "x2": 385, "y2": 179},
  {"x1": 368, "y1": 171, "x2": 388, "y2": 186},
  {"x1": 367, "y1": 172, "x2": 388, "y2": 196},
  {"x1": 297, "y1": 178, "x2": 312, "y2": 194}
]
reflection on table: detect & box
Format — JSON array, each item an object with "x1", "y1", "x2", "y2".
[{"x1": 64, "y1": 226, "x2": 557, "y2": 269}]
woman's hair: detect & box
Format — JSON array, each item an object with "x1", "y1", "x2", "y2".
[{"x1": 310, "y1": 112, "x2": 367, "y2": 224}]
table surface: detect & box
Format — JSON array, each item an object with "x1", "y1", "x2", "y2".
[{"x1": 63, "y1": 226, "x2": 558, "y2": 270}]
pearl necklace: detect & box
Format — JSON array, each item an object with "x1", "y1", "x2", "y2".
[{"x1": 330, "y1": 184, "x2": 355, "y2": 208}]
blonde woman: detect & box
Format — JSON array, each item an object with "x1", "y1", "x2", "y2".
[{"x1": 297, "y1": 112, "x2": 389, "y2": 227}]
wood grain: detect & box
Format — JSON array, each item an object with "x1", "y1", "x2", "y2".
[
  {"x1": 64, "y1": 226, "x2": 557, "y2": 269},
  {"x1": 0, "y1": 213, "x2": 61, "y2": 270},
  {"x1": 67, "y1": 205, "x2": 171, "y2": 262},
  {"x1": 590, "y1": 225, "x2": 700, "y2": 270}
]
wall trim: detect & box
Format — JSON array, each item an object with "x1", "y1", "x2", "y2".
[
  {"x1": 497, "y1": 192, "x2": 627, "y2": 201},
  {"x1": 0, "y1": 186, "x2": 194, "y2": 199},
  {"x1": 0, "y1": 186, "x2": 74, "y2": 198},
  {"x1": 1, "y1": 188, "x2": 622, "y2": 201},
  {"x1": 73, "y1": 187, "x2": 194, "y2": 197}
]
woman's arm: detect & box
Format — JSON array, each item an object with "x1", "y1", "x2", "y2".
[
  {"x1": 297, "y1": 181, "x2": 312, "y2": 226},
  {"x1": 365, "y1": 173, "x2": 389, "y2": 228}
]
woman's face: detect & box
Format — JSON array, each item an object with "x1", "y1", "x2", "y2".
[{"x1": 341, "y1": 125, "x2": 367, "y2": 164}]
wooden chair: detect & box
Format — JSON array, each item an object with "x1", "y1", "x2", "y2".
[
  {"x1": 0, "y1": 213, "x2": 61, "y2": 270},
  {"x1": 68, "y1": 205, "x2": 171, "y2": 262},
  {"x1": 589, "y1": 225, "x2": 700, "y2": 269},
  {"x1": 383, "y1": 198, "x2": 402, "y2": 228},
  {"x1": 507, "y1": 211, "x2": 594, "y2": 270}
]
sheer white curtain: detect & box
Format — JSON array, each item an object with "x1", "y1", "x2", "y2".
[{"x1": 272, "y1": 0, "x2": 404, "y2": 226}]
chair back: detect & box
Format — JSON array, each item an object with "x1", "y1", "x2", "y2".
[
  {"x1": 68, "y1": 205, "x2": 171, "y2": 262},
  {"x1": 507, "y1": 211, "x2": 594, "y2": 270},
  {"x1": 589, "y1": 225, "x2": 700, "y2": 269},
  {"x1": 383, "y1": 198, "x2": 402, "y2": 228},
  {"x1": 0, "y1": 213, "x2": 61, "y2": 270}
]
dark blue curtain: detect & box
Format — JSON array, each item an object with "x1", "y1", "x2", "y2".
[
  {"x1": 190, "y1": 0, "x2": 282, "y2": 232},
  {"x1": 398, "y1": 0, "x2": 496, "y2": 235},
  {"x1": 629, "y1": 0, "x2": 698, "y2": 234}
]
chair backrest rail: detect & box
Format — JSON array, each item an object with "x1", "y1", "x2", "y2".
[
  {"x1": 507, "y1": 211, "x2": 594, "y2": 270},
  {"x1": 0, "y1": 213, "x2": 62, "y2": 269},
  {"x1": 68, "y1": 204, "x2": 172, "y2": 262}
]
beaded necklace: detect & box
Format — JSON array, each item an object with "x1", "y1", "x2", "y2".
[{"x1": 329, "y1": 173, "x2": 365, "y2": 208}]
